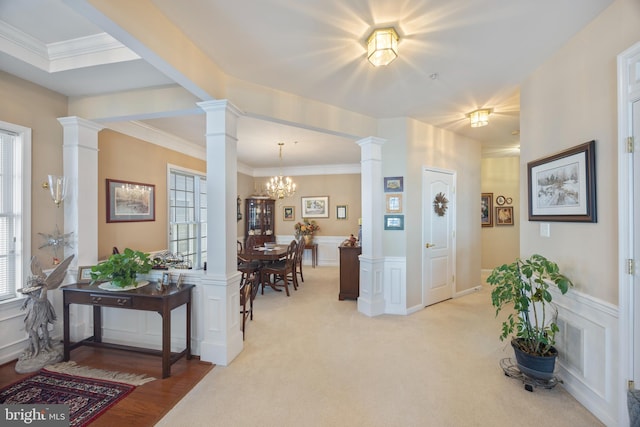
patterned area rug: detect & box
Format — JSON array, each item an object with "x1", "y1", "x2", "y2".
[{"x1": 0, "y1": 362, "x2": 155, "y2": 426}]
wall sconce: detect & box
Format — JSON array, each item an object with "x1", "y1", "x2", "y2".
[
  {"x1": 468, "y1": 109, "x2": 492, "y2": 128},
  {"x1": 366, "y1": 27, "x2": 399, "y2": 67},
  {"x1": 42, "y1": 175, "x2": 68, "y2": 207}
]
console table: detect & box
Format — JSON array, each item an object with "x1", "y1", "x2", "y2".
[
  {"x1": 304, "y1": 243, "x2": 318, "y2": 268},
  {"x1": 62, "y1": 282, "x2": 194, "y2": 378}
]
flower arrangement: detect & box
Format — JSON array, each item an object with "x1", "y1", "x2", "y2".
[{"x1": 294, "y1": 218, "x2": 320, "y2": 237}]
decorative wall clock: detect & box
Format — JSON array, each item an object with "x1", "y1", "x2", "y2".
[{"x1": 433, "y1": 192, "x2": 449, "y2": 216}]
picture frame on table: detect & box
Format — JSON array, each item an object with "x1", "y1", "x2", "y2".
[
  {"x1": 77, "y1": 266, "x2": 94, "y2": 283},
  {"x1": 301, "y1": 196, "x2": 329, "y2": 218},
  {"x1": 481, "y1": 193, "x2": 493, "y2": 227},
  {"x1": 336, "y1": 205, "x2": 348, "y2": 220},
  {"x1": 283, "y1": 206, "x2": 295, "y2": 221},
  {"x1": 106, "y1": 179, "x2": 155, "y2": 223},
  {"x1": 527, "y1": 140, "x2": 596, "y2": 222}
]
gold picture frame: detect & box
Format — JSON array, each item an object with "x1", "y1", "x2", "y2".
[
  {"x1": 283, "y1": 206, "x2": 295, "y2": 221},
  {"x1": 385, "y1": 194, "x2": 402, "y2": 213},
  {"x1": 77, "y1": 265, "x2": 94, "y2": 283}
]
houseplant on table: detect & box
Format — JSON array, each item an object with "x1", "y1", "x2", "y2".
[
  {"x1": 90, "y1": 248, "x2": 153, "y2": 288},
  {"x1": 487, "y1": 254, "x2": 573, "y2": 379},
  {"x1": 294, "y1": 219, "x2": 320, "y2": 245}
]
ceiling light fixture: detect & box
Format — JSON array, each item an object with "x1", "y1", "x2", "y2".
[
  {"x1": 468, "y1": 109, "x2": 492, "y2": 128},
  {"x1": 366, "y1": 27, "x2": 399, "y2": 67},
  {"x1": 265, "y1": 143, "x2": 296, "y2": 200}
]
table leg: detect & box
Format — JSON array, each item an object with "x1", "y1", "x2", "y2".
[
  {"x1": 161, "y1": 308, "x2": 171, "y2": 378},
  {"x1": 93, "y1": 305, "x2": 102, "y2": 343},
  {"x1": 186, "y1": 299, "x2": 192, "y2": 360},
  {"x1": 63, "y1": 301, "x2": 70, "y2": 361}
]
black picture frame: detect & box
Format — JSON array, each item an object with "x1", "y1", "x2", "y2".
[
  {"x1": 384, "y1": 176, "x2": 403, "y2": 192},
  {"x1": 106, "y1": 179, "x2": 156, "y2": 223},
  {"x1": 527, "y1": 140, "x2": 596, "y2": 222}
]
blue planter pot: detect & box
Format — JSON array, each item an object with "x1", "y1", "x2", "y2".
[{"x1": 511, "y1": 339, "x2": 558, "y2": 380}]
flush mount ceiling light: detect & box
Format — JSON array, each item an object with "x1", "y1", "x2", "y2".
[
  {"x1": 468, "y1": 109, "x2": 492, "y2": 128},
  {"x1": 366, "y1": 27, "x2": 399, "y2": 67}
]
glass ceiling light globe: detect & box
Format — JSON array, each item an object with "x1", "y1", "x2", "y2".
[
  {"x1": 367, "y1": 27, "x2": 399, "y2": 67},
  {"x1": 468, "y1": 109, "x2": 491, "y2": 128}
]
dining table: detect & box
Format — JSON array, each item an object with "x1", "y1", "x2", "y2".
[{"x1": 238, "y1": 244, "x2": 288, "y2": 292}]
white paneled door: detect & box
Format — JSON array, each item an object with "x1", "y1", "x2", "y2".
[{"x1": 422, "y1": 168, "x2": 456, "y2": 306}]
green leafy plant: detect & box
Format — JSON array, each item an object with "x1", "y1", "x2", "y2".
[
  {"x1": 90, "y1": 248, "x2": 153, "y2": 288},
  {"x1": 487, "y1": 254, "x2": 573, "y2": 356}
]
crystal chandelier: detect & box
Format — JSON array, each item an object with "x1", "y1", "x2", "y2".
[{"x1": 266, "y1": 143, "x2": 296, "y2": 200}]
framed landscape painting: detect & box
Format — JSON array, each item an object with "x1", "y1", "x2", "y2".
[
  {"x1": 106, "y1": 179, "x2": 155, "y2": 223},
  {"x1": 301, "y1": 196, "x2": 329, "y2": 218},
  {"x1": 527, "y1": 140, "x2": 596, "y2": 222}
]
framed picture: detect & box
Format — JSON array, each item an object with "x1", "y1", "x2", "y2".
[
  {"x1": 481, "y1": 193, "x2": 493, "y2": 227},
  {"x1": 283, "y1": 206, "x2": 295, "y2": 221},
  {"x1": 301, "y1": 196, "x2": 329, "y2": 218},
  {"x1": 384, "y1": 176, "x2": 403, "y2": 192},
  {"x1": 386, "y1": 194, "x2": 402, "y2": 213},
  {"x1": 496, "y1": 207, "x2": 514, "y2": 226},
  {"x1": 384, "y1": 214, "x2": 404, "y2": 230},
  {"x1": 336, "y1": 205, "x2": 347, "y2": 220},
  {"x1": 106, "y1": 179, "x2": 155, "y2": 223},
  {"x1": 527, "y1": 140, "x2": 596, "y2": 222},
  {"x1": 77, "y1": 265, "x2": 94, "y2": 283}
]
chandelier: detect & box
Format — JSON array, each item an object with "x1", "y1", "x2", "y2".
[{"x1": 266, "y1": 143, "x2": 296, "y2": 199}]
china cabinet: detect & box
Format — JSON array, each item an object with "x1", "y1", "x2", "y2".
[{"x1": 245, "y1": 197, "x2": 276, "y2": 246}]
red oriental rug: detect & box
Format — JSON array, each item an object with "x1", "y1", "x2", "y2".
[{"x1": 0, "y1": 362, "x2": 155, "y2": 427}]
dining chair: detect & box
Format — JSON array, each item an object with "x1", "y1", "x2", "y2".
[
  {"x1": 294, "y1": 236, "x2": 306, "y2": 286},
  {"x1": 237, "y1": 240, "x2": 261, "y2": 339},
  {"x1": 261, "y1": 239, "x2": 297, "y2": 296}
]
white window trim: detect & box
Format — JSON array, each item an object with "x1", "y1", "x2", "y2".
[
  {"x1": 0, "y1": 120, "x2": 31, "y2": 305},
  {"x1": 166, "y1": 163, "x2": 206, "y2": 269}
]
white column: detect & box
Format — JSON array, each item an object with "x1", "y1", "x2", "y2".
[
  {"x1": 357, "y1": 137, "x2": 386, "y2": 316},
  {"x1": 196, "y1": 100, "x2": 243, "y2": 365},
  {"x1": 57, "y1": 117, "x2": 103, "y2": 267}
]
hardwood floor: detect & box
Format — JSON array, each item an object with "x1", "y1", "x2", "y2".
[{"x1": 0, "y1": 347, "x2": 214, "y2": 426}]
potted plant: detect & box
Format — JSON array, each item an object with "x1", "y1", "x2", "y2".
[
  {"x1": 487, "y1": 254, "x2": 573, "y2": 379},
  {"x1": 90, "y1": 248, "x2": 153, "y2": 288}
]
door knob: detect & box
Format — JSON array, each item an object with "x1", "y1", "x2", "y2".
[{"x1": 425, "y1": 243, "x2": 436, "y2": 248}]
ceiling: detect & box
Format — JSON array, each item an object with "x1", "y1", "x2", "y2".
[{"x1": 0, "y1": 0, "x2": 613, "y2": 169}]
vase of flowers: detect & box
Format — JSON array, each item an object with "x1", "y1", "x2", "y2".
[{"x1": 295, "y1": 218, "x2": 320, "y2": 244}]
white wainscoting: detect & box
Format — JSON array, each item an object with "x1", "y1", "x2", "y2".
[
  {"x1": 550, "y1": 286, "x2": 618, "y2": 427},
  {"x1": 275, "y1": 235, "x2": 344, "y2": 267},
  {"x1": 383, "y1": 257, "x2": 407, "y2": 315}
]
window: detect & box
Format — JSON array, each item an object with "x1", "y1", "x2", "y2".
[
  {"x1": 0, "y1": 122, "x2": 31, "y2": 301},
  {"x1": 168, "y1": 166, "x2": 206, "y2": 269}
]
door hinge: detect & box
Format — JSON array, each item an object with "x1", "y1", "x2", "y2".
[
  {"x1": 629, "y1": 380, "x2": 635, "y2": 391},
  {"x1": 627, "y1": 136, "x2": 634, "y2": 153},
  {"x1": 628, "y1": 259, "x2": 635, "y2": 275}
]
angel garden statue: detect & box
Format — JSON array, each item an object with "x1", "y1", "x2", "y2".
[{"x1": 15, "y1": 255, "x2": 74, "y2": 374}]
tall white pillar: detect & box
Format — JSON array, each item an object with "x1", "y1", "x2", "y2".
[
  {"x1": 196, "y1": 100, "x2": 243, "y2": 365},
  {"x1": 57, "y1": 117, "x2": 103, "y2": 267},
  {"x1": 357, "y1": 137, "x2": 386, "y2": 316}
]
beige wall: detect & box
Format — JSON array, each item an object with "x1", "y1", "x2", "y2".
[
  {"x1": 0, "y1": 71, "x2": 68, "y2": 269},
  {"x1": 97, "y1": 130, "x2": 205, "y2": 260},
  {"x1": 379, "y1": 117, "x2": 483, "y2": 308},
  {"x1": 240, "y1": 174, "x2": 361, "y2": 241},
  {"x1": 481, "y1": 157, "x2": 520, "y2": 269},
  {"x1": 520, "y1": 0, "x2": 640, "y2": 304}
]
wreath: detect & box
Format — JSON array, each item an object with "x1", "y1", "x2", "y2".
[{"x1": 433, "y1": 192, "x2": 449, "y2": 217}]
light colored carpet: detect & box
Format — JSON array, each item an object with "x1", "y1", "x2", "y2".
[{"x1": 157, "y1": 266, "x2": 603, "y2": 427}]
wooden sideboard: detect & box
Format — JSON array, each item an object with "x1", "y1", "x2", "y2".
[{"x1": 339, "y1": 244, "x2": 361, "y2": 300}]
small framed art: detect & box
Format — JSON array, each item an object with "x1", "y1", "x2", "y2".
[
  {"x1": 283, "y1": 206, "x2": 295, "y2": 221},
  {"x1": 384, "y1": 215, "x2": 404, "y2": 230},
  {"x1": 386, "y1": 194, "x2": 402, "y2": 213},
  {"x1": 77, "y1": 266, "x2": 94, "y2": 283},
  {"x1": 336, "y1": 205, "x2": 347, "y2": 220},
  {"x1": 384, "y1": 176, "x2": 403, "y2": 192},
  {"x1": 481, "y1": 193, "x2": 493, "y2": 227},
  {"x1": 496, "y1": 206, "x2": 514, "y2": 226}
]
